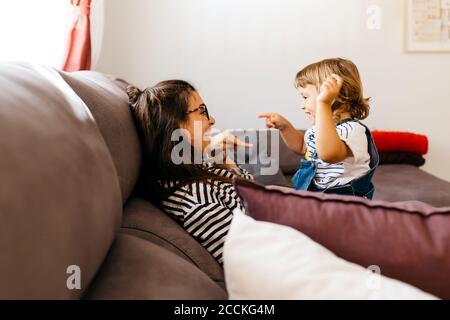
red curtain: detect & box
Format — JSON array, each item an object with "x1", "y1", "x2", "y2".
[{"x1": 62, "y1": 0, "x2": 91, "y2": 72}]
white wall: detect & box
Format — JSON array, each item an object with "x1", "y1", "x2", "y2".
[
  {"x1": 96, "y1": 0, "x2": 450, "y2": 182},
  {"x1": 0, "y1": 0, "x2": 70, "y2": 67}
]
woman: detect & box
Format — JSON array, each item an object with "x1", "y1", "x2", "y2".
[{"x1": 127, "y1": 80, "x2": 252, "y2": 265}]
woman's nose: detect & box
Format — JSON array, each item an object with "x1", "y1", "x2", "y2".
[{"x1": 209, "y1": 115, "x2": 216, "y2": 126}]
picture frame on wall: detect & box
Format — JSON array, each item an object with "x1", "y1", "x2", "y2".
[{"x1": 404, "y1": 0, "x2": 450, "y2": 53}]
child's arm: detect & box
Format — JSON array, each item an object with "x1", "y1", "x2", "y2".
[
  {"x1": 258, "y1": 113, "x2": 305, "y2": 155},
  {"x1": 315, "y1": 74, "x2": 352, "y2": 163}
]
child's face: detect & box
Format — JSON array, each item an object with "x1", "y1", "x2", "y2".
[{"x1": 298, "y1": 85, "x2": 318, "y2": 125}]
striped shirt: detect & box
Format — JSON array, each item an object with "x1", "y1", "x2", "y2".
[
  {"x1": 160, "y1": 164, "x2": 253, "y2": 265},
  {"x1": 304, "y1": 121, "x2": 370, "y2": 189}
]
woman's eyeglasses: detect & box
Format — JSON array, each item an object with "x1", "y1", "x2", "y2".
[{"x1": 186, "y1": 104, "x2": 210, "y2": 120}]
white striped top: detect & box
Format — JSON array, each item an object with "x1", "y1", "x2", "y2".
[
  {"x1": 304, "y1": 121, "x2": 370, "y2": 189},
  {"x1": 160, "y1": 164, "x2": 253, "y2": 265}
]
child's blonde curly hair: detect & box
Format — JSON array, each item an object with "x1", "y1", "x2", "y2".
[{"x1": 294, "y1": 58, "x2": 370, "y2": 121}]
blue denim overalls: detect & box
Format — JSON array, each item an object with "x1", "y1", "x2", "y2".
[{"x1": 291, "y1": 119, "x2": 379, "y2": 199}]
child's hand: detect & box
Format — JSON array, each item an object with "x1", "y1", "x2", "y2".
[
  {"x1": 316, "y1": 74, "x2": 344, "y2": 105},
  {"x1": 257, "y1": 113, "x2": 290, "y2": 131}
]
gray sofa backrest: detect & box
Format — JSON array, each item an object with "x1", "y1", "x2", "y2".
[
  {"x1": 0, "y1": 62, "x2": 122, "y2": 299},
  {"x1": 0, "y1": 62, "x2": 227, "y2": 299}
]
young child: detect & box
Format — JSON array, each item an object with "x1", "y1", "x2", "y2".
[{"x1": 259, "y1": 58, "x2": 379, "y2": 198}]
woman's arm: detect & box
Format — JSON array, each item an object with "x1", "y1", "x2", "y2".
[
  {"x1": 233, "y1": 166, "x2": 253, "y2": 180},
  {"x1": 315, "y1": 74, "x2": 352, "y2": 163},
  {"x1": 162, "y1": 181, "x2": 244, "y2": 265}
]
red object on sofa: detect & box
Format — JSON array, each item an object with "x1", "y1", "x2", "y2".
[{"x1": 371, "y1": 131, "x2": 428, "y2": 155}]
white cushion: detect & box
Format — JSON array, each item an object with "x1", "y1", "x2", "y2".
[{"x1": 223, "y1": 209, "x2": 437, "y2": 300}]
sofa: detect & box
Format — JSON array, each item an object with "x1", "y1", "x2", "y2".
[
  {"x1": 1, "y1": 62, "x2": 449, "y2": 299},
  {"x1": 248, "y1": 132, "x2": 450, "y2": 208}
]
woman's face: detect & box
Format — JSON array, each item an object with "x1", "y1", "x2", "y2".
[{"x1": 181, "y1": 91, "x2": 216, "y2": 152}]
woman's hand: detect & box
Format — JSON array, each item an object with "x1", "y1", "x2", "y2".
[
  {"x1": 316, "y1": 74, "x2": 344, "y2": 105},
  {"x1": 205, "y1": 130, "x2": 252, "y2": 166},
  {"x1": 208, "y1": 130, "x2": 252, "y2": 149},
  {"x1": 257, "y1": 113, "x2": 291, "y2": 131}
]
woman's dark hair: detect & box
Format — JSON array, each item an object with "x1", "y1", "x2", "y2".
[{"x1": 127, "y1": 80, "x2": 230, "y2": 202}]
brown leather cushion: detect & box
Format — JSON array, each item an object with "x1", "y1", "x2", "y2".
[
  {"x1": 120, "y1": 197, "x2": 225, "y2": 289},
  {"x1": 58, "y1": 70, "x2": 141, "y2": 203},
  {"x1": 0, "y1": 62, "x2": 122, "y2": 299},
  {"x1": 84, "y1": 233, "x2": 227, "y2": 299},
  {"x1": 234, "y1": 177, "x2": 450, "y2": 299}
]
